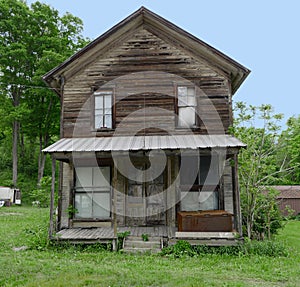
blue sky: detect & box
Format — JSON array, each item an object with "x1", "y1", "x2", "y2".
[{"x1": 27, "y1": 0, "x2": 300, "y2": 127}]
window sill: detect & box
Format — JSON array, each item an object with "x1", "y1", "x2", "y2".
[
  {"x1": 175, "y1": 126, "x2": 200, "y2": 130},
  {"x1": 93, "y1": 128, "x2": 115, "y2": 132}
]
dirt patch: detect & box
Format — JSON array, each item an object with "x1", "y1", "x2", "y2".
[{"x1": 0, "y1": 212, "x2": 23, "y2": 216}]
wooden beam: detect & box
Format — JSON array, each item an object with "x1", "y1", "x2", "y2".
[
  {"x1": 49, "y1": 156, "x2": 56, "y2": 239},
  {"x1": 167, "y1": 156, "x2": 172, "y2": 237},
  {"x1": 232, "y1": 154, "x2": 242, "y2": 236},
  {"x1": 112, "y1": 163, "x2": 118, "y2": 251}
]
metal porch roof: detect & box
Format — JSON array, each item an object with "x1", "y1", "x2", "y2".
[{"x1": 43, "y1": 135, "x2": 246, "y2": 153}]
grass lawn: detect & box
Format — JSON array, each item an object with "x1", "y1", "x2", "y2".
[{"x1": 0, "y1": 206, "x2": 299, "y2": 287}]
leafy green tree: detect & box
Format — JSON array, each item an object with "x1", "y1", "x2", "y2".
[
  {"x1": 232, "y1": 102, "x2": 289, "y2": 239},
  {"x1": 0, "y1": 0, "x2": 88, "y2": 186},
  {"x1": 278, "y1": 116, "x2": 300, "y2": 184},
  {"x1": 0, "y1": 0, "x2": 31, "y2": 186}
]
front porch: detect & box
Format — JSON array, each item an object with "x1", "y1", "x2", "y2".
[
  {"x1": 54, "y1": 226, "x2": 240, "y2": 250},
  {"x1": 44, "y1": 134, "x2": 245, "y2": 250}
]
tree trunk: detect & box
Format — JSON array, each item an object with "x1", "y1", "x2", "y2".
[
  {"x1": 37, "y1": 150, "x2": 46, "y2": 185},
  {"x1": 12, "y1": 120, "x2": 19, "y2": 187},
  {"x1": 37, "y1": 134, "x2": 49, "y2": 185}
]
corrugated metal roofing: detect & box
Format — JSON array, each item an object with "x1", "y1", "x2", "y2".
[{"x1": 43, "y1": 135, "x2": 246, "y2": 153}]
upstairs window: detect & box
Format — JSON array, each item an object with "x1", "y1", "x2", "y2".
[
  {"x1": 94, "y1": 90, "x2": 113, "y2": 129},
  {"x1": 177, "y1": 86, "x2": 196, "y2": 128}
]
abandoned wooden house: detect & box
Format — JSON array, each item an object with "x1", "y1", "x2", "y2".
[{"x1": 43, "y1": 7, "x2": 250, "y2": 251}]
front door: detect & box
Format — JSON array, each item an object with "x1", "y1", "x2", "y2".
[
  {"x1": 146, "y1": 172, "x2": 166, "y2": 225},
  {"x1": 126, "y1": 165, "x2": 166, "y2": 226}
]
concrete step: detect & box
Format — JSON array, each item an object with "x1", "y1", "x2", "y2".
[
  {"x1": 122, "y1": 247, "x2": 161, "y2": 254},
  {"x1": 124, "y1": 240, "x2": 161, "y2": 249},
  {"x1": 125, "y1": 236, "x2": 161, "y2": 242},
  {"x1": 122, "y1": 236, "x2": 162, "y2": 253}
]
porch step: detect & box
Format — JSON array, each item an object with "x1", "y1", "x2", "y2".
[{"x1": 123, "y1": 236, "x2": 162, "y2": 253}]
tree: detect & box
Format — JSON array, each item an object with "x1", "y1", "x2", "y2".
[
  {"x1": 0, "y1": 0, "x2": 88, "y2": 185},
  {"x1": 232, "y1": 102, "x2": 290, "y2": 239},
  {"x1": 278, "y1": 116, "x2": 300, "y2": 184},
  {"x1": 0, "y1": 0, "x2": 31, "y2": 186}
]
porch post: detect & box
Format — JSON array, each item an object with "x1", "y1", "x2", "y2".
[
  {"x1": 49, "y1": 156, "x2": 56, "y2": 239},
  {"x1": 167, "y1": 156, "x2": 172, "y2": 238},
  {"x1": 112, "y1": 163, "x2": 118, "y2": 251},
  {"x1": 232, "y1": 153, "x2": 243, "y2": 237}
]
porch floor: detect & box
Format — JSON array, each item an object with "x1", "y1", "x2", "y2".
[
  {"x1": 54, "y1": 227, "x2": 239, "y2": 246},
  {"x1": 55, "y1": 226, "x2": 170, "y2": 243}
]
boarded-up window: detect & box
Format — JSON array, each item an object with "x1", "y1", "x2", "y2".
[
  {"x1": 94, "y1": 91, "x2": 112, "y2": 129},
  {"x1": 75, "y1": 166, "x2": 111, "y2": 219},
  {"x1": 177, "y1": 86, "x2": 196, "y2": 128}
]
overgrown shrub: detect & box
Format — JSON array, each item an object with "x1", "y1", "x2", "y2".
[
  {"x1": 28, "y1": 176, "x2": 52, "y2": 207},
  {"x1": 242, "y1": 239, "x2": 289, "y2": 257},
  {"x1": 161, "y1": 240, "x2": 197, "y2": 257},
  {"x1": 24, "y1": 222, "x2": 50, "y2": 250},
  {"x1": 161, "y1": 239, "x2": 289, "y2": 258},
  {"x1": 242, "y1": 188, "x2": 285, "y2": 240},
  {"x1": 117, "y1": 231, "x2": 130, "y2": 250}
]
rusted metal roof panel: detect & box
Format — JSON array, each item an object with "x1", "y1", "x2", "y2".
[
  {"x1": 43, "y1": 135, "x2": 246, "y2": 153},
  {"x1": 273, "y1": 186, "x2": 300, "y2": 199}
]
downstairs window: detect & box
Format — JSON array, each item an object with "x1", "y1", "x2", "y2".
[
  {"x1": 74, "y1": 166, "x2": 111, "y2": 219},
  {"x1": 180, "y1": 155, "x2": 220, "y2": 211}
]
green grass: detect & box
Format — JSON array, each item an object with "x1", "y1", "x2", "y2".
[{"x1": 0, "y1": 206, "x2": 299, "y2": 287}]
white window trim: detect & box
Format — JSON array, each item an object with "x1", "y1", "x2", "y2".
[
  {"x1": 177, "y1": 86, "x2": 197, "y2": 128},
  {"x1": 94, "y1": 90, "x2": 113, "y2": 129}
]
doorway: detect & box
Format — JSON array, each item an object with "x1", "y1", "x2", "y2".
[{"x1": 126, "y1": 164, "x2": 166, "y2": 226}]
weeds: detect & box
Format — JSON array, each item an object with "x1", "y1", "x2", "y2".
[
  {"x1": 161, "y1": 239, "x2": 289, "y2": 258},
  {"x1": 117, "y1": 230, "x2": 130, "y2": 250},
  {"x1": 141, "y1": 233, "x2": 149, "y2": 242},
  {"x1": 23, "y1": 223, "x2": 50, "y2": 250}
]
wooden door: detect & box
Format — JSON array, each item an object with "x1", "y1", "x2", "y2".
[
  {"x1": 146, "y1": 172, "x2": 166, "y2": 225},
  {"x1": 126, "y1": 167, "x2": 146, "y2": 226},
  {"x1": 126, "y1": 164, "x2": 166, "y2": 226}
]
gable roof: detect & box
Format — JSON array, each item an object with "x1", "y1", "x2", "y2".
[{"x1": 43, "y1": 6, "x2": 250, "y2": 96}]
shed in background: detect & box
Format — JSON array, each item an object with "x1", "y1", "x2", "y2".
[{"x1": 271, "y1": 186, "x2": 300, "y2": 216}]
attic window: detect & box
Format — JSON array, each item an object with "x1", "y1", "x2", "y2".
[
  {"x1": 94, "y1": 90, "x2": 113, "y2": 129},
  {"x1": 177, "y1": 86, "x2": 196, "y2": 128}
]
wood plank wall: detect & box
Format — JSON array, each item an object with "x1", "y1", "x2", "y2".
[{"x1": 63, "y1": 28, "x2": 230, "y2": 138}]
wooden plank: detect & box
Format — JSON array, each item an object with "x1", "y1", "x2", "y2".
[
  {"x1": 60, "y1": 28, "x2": 230, "y2": 138},
  {"x1": 49, "y1": 157, "x2": 56, "y2": 239},
  {"x1": 175, "y1": 231, "x2": 236, "y2": 239},
  {"x1": 232, "y1": 154, "x2": 242, "y2": 236},
  {"x1": 169, "y1": 238, "x2": 238, "y2": 246}
]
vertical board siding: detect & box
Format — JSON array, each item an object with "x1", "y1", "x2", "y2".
[
  {"x1": 223, "y1": 159, "x2": 234, "y2": 214},
  {"x1": 61, "y1": 163, "x2": 72, "y2": 228}
]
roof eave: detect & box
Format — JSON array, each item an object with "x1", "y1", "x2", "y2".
[
  {"x1": 42, "y1": 6, "x2": 250, "y2": 96},
  {"x1": 42, "y1": 7, "x2": 146, "y2": 94}
]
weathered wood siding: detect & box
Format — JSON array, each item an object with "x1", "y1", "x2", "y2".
[
  {"x1": 60, "y1": 162, "x2": 73, "y2": 228},
  {"x1": 116, "y1": 93, "x2": 175, "y2": 135},
  {"x1": 62, "y1": 28, "x2": 230, "y2": 137},
  {"x1": 115, "y1": 170, "x2": 126, "y2": 226},
  {"x1": 223, "y1": 159, "x2": 234, "y2": 214}
]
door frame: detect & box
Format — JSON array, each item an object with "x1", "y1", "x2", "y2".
[{"x1": 125, "y1": 158, "x2": 166, "y2": 226}]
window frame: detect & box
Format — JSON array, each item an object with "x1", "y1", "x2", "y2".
[
  {"x1": 92, "y1": 88, "x2": 115, "y2": 131},
  {"x1": 175, "y1": 85, "x2": 198, "y2": 128},
  {"x1": 180, "y1": 154, "x2": 221, "y2": 211},
  {"x1": 73, "y1": 165, "x2": 112, "y2": 221}
]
